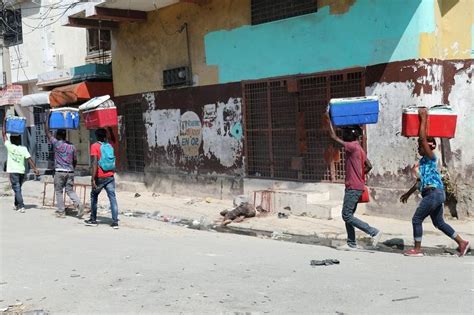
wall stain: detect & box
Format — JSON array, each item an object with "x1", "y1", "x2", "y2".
[{"x1": 318, "y1": 0, "x2": 356, "y2": 15}]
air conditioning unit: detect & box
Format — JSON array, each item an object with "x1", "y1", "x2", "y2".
[{"x1": 163, "y1": 66, "x2": 191, "y2": 89}]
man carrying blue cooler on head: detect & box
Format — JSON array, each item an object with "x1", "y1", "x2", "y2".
[
  {"x1": 45, "y1": 113, "x2": 84, "y2": 218},
  {"x1": 84, "y1": 127, "x2": 119, "y2": 229},
  {"x1": 2, "y1": 116, "x2": 39, "y2": 213}
]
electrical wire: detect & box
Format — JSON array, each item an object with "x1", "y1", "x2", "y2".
[
  {"x1": 22, "y1": 3, "x2": 81, "y2": 35},
  {"x1": 1, "y1": 1, "x2": 81, "y2": 35},
  {"x1": 13, "y1": 44, "x2": 30, "y2": 84}
]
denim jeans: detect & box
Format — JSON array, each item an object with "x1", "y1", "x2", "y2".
[
  {"x1": 412, "y1": 188, "x2": 456, "y2": 242},
  {"x1": 54, "y1": 172, "x2": 82, "y2": 213},
  {"x1": 10, "y1": 173, "x2": 25, "y2": 209},
  {"x1": 342, "y1": 189, "x2": 379, "y2": 246},
  {"x1": 90, "y1": 176, "x2": 119, "y2": 223}
]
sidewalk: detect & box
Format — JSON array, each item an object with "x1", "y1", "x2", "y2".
[{"x1": 2, "y1": 176, "x2": 473, "y2": 252}]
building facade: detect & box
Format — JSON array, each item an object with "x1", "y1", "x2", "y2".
[
  {"x1": 1, "y1": 0, "x2": 115, "y2": 172},
  {"x1": 66, "y1": 0, "x2": 473, "y2": 218}
]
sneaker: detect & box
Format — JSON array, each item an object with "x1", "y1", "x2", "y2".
[
  {"x1": 457, "y1": 240, "x2": 470, "y2": 257},
  {"x1": 337, "y1": 244, "x2": 363, "y2": 251},
  {"x1": 372, "y1": 230, "x2": 383, "y2": 247},
  {"x1": 403, "y1": 248, "x2": 423, "y2": 257},
  {"x1": 17, "y1": 207, "x2": 25, "y2": 213},
  {"x1": 55, "y1": 211, "x2": 66, "y2": 218},
  {"x1": 76, "y1": 204, "x2": 85, "y2": 218},
  {"x1": 84, "y1": 219, "x2": 98, "y2": 226},
  {"x1": 111, "y1": 222, "x2": 119, "y2": 229}
]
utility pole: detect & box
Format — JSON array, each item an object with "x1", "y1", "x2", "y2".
[{"x1": 1, "y1": 1, "x2": 13, "y2": 88}]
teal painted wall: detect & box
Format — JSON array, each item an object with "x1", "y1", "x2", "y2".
[
  {"x1": 471, "y1": 25, "x2": 474, "y2": 57},
  {"x1": 205, "y1": 0, "x2": 435, "y2": 83}
]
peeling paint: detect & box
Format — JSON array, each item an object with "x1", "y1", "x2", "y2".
[
  {"x1": 318, "y1": 0, "x2": 356, "y2": 15},
  {"x1": 144, "y1": 109, "x2": 180, "y2": 148},
  {"x1": 143, "y1": 92, "x2": 156, "y2": 110},
  {"x1": 448, "y1": 65, "x2": 474, "y2": 174},
  {"x1": 202, "y1": 97, "x2": 243, "y2": 167},
  {"x1": 366, "y1": 82, "x2": 426, "y2": 179},
  {"x1": 366, "y1": 59, "x2": 473, "y2": 218}
]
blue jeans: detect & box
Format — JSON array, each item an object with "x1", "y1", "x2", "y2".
[
  {"x1": 10, "y1": 173, "x2": 25, "y2": 209},
  {"x1": 412, "y1": 188, "x2": 456, "y2": 242},
  {"x1": 342, "y1": 189, "x2": 379, "y2": 246},
  {"x1": 90, "y1": 176, "x2": 119, "y2": 223}
]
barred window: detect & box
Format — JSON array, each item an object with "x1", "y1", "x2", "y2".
[{"x1": 251, "y1": 0, "x2": 318, "y2": 25}]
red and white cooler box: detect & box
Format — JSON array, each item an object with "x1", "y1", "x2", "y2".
[
  {"x1": 79, "y1": 95, "x2": 118, "y2": 129},
  {"x1": 402, "y1": 105, "x2": 457, "y2": 138}
]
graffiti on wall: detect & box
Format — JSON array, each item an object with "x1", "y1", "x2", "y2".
[
  {"x1": 179, "y1": 111, "x2": 203, "y2": 157},
  {"x1": 142, "y1": 97, "x2": 243, "y2": 167}
]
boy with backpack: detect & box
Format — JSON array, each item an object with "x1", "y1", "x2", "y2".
[
  {"x1": 84, "y1": 128, "x2": 119, "y2": 229},
  {"x1": 400, "y1": 108, "x2": 470, "y2": 257},
  {"x1": 325, "y1": 112, "x2": 382, "y2": 250}
]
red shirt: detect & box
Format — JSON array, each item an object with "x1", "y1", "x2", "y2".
[
  {"x1": 343, "y1": 141, "x2": 366, "y2": 190},
  {"x1": 91, "y1": 141, "x2": 115, "y2": 178}
]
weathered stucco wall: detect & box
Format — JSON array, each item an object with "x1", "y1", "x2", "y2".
[
  {"x1": 365, "y1": 59, "x2": 473, "y2": 219},
  {"x1": 110, "y1": 0, "x2": 473, "y2": 209},
  {"x1": 112, "y1": 0, "x2": 250, "y2": 96},
  {"x1": 115, "y1": 83, "x2": 243, "y2": 197},
  {"x1": 113, "y1": 0, "x2": 473, "y2": 92},
  {"x1": 420, "y1": 0, "x2": 474, "y2": 59},
  {"x1": 205, "y1": 0, "x2": 437, "y2": 83}
]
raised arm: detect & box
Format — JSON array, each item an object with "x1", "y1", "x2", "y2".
[
  {"x1": 44, "y1": 110, "x2": 53, "y2": 142},
  {"x1": 2, "y1": 115, "x2": 7, "y2": 142},
  {"x1": 107, "y1": 127, "x2": 116, "y2": 144},
  {"x1": 324, "y1": 112, "x2": 344, "y2": 146},
  {"x1": 418, "y1": 108, "x2": 435, "y2": 160},
  {"x1": 364, "y1": 159, "x2": 373, "y2": 174}
]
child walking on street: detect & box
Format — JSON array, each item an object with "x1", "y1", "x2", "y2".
[
  {"x1": 84, "y1": 128, "x2": 119, "y2": 229},
  {"x1": 400, "y1": 108, "x2": 470, "y2": 257},
  {"x1": 325, "y1": 112, "x2": 382, "y2": 250},
  {"x1": 2, "y1": 116, "x2": 39, "y2": 213}
]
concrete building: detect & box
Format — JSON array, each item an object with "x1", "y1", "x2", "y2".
[
  {"x1": 0, "y1": 0, "x2": 88, "y2": 170},
  {"x1": 65, "y1": 0, "x2": 473, "y2": 219},
  {"x1": 1, "y1": 0, "x2": 114, "y2": 172}
]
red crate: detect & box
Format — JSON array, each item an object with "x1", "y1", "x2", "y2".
[
  {"x1": 84, "y1": 107, "x2": 118, "y2": 129},
  {"x1": 402, "y1": 106, "x2": 457, "y2": 138}
]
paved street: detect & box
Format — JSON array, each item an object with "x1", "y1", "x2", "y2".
[{"x1": 1, "y1": 197, "x2": 473, "y2": 314}]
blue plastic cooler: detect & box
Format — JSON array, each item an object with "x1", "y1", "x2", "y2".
[
  {"x1": 6, "y1": 116, "x2": 26, "y2": 134},
  {"x1": 329, "y1": 96, "x2": 379, "y2": 126},
  {"x1": 49, "y1": 110, "x2": 80, "y2": 129}
]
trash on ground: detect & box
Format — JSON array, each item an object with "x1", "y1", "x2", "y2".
[
  {"x1": 134, "y1": 193, "x2": 141, "y2": 198},
  {"x1": 310, "y1": 259, "x2": 340, "y2": 266},
  {"x1": 278, "y1": 212, "x2": 289, "y2": 219},
  {"x1": 392, "y1": 296, "x2": 419, "y2": 302},
  {"x1": 185, "y1": 199, "x2": 199, "y2": 205}
]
